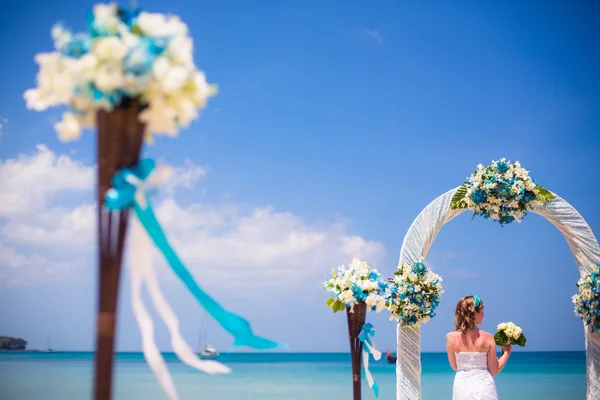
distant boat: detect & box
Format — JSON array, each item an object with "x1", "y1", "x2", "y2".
[
  {"x1": 386, "y1": 350, "x2": 396, "y2": 363},
  {"x1": 44, "y1": 335, "x2": 55, "y2": 353},
  {"x1": 196, "y1": 312, "x2": 219, "y2": 359}
]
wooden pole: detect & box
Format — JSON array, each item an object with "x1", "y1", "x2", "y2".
[
  {"x1": 93, "y1": 101, "x2": 145, "y2": 400},
  {"x1": 346, "y1": 302, "x2": 366, "y2": 400}
]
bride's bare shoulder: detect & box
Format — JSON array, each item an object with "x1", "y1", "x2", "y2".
[
  {"x1": 479, "y1": 330, "x2": 495, "y2": 341},
  {"x1": 446, "y1": 331, "x2": 459, "y2": 340}
]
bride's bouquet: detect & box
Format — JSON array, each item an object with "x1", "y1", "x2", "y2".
[{"x1": 494, "y1": 322, "x2": 527, "y2": 347}]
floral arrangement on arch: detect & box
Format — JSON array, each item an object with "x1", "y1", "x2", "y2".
[
  {"x1": 573, "y1": 263, "x2": 600, "y2": 332},
  {"x1": 450, "y1": 158, "x2": 555, "y2": 226},
  {"x1": 324, "y1": 258, "x2": 388, "y2": 313},
  {"x1": 24, "y1": 2, "x2": 216, "y2": 142},
  {"x1": 386, "y1": 258, "x2": 443, "y2": 326}
]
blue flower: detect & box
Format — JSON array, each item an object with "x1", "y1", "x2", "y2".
[
  {"x1": 124, "y1": 37, "x2": 166, "y2": 76},
  {"x1": 73, "y1": 82, "x2": 127, "y2": 110},
  {"x1": 118, "y1": 7, "x2": 141, "y2": 27},
  {"x1": 412, "y1": 262, "x2": 426, "y2": 275},
  {"x1": 471, "y1": 189, "x2": 487, "y2": 205},
  {"x1": 495, "y1": 160, "x2": 510, "y2": 174},
  {"x1": 350, "y1": 283, "x2": 366, "y2": 301},
  {"x1": 61, "y1": 33, "x2": 91, "y2": 58}
]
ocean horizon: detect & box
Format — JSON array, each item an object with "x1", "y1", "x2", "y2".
[{"x1": 0, "y1": 351, "x2": 586, "y2": 399}]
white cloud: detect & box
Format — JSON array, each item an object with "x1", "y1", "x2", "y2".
[
  {"x1": 0, "y1": 116, "x2": 6, "y2": 137},
  {"x1": 0, "y1": 244, "x2": 83, "y2": 286},
  {"x1": 360, "y1": 29, "x2": 383, "y2": 46},
  {"x1": 0, "y1": 144, "x2": 94, "y2": 217},
  {"x1": 450, "y1": 268, "x2": 480, "y2": 279},
  {"x1": 0, "y1": 146, "x2": 386, "y2": 288}
]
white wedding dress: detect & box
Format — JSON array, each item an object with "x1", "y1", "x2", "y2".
[{"x1": 452, "y1": 352, "x2": 498, "y2": 400}]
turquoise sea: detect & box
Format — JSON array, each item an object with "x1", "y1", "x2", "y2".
[{"x1": 0, "y1": 351, "x2": 586, "y2": 399}]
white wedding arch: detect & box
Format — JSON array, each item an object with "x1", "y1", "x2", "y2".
[{"x1": 395, "y1": 186, "x2": 600, "y2": 400}]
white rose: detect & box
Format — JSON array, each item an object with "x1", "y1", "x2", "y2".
[
  {"x1": 92, "y1": 3, "x2": 120, "y2": 34},
  {"x1": 168, "y1": 35, "x2": 194, "y2": 66},
  {"x1": 137, "y1": 13, "x2": 188, "y2": 37},
  {"x1": 497, "y1": 323, "x2": 507, "y2": 331},
  {"x1": 55, "y1": 112, "x2": 82, "y2": 142},
  {"x1": 94, "y1": 64, "x2": 124, "y2": 92},
  {"x1": 93, "y1": 37, "x2": 127, "y2": 61}
]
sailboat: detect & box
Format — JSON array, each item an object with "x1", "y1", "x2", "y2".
[
  {"x1": 44, "y1": 335, "x2": 55, "y2": 353},
  {"x1": 196, "y1": 311, "x2": 219, "y2": 359}
]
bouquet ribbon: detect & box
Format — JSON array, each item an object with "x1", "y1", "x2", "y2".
[
  {"x1": 358, "y1": 323, "x2": 381, "y2": 397},
  {"x1": 105, "y1": 159, "x2": 284, "y2": 399}
]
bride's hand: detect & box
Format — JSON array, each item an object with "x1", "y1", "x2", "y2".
[{"x1": 502, "y1": 344, "x2": 512, "y2": 354}]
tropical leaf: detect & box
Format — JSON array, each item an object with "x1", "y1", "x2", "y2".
[
  {"x1": 332, "y1": 300, "x2": 346, "y2": 313},
  {"x1": 450, "y1": 183, "x2": 470, "y2": 210},
  {"x1": 326, "y1": 297, "x2": 335, "y2": 308},
  {"x1": 494, "y1": 331, "x2": 508, "y2": 346},
  {"x1": 535, "y1": 185, "x2": 555, "y2": 202}
]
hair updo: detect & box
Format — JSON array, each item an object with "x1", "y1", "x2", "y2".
[{"x1": 454, "y1": 295, "x2": 484, "y2": 334}]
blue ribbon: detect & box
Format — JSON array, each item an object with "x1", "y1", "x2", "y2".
[
  {"x1": 105, "y1": 159, "x2": 284, "y2": 350},
  {"x1": 358, "y1": 323, "x2": 380, "y2": 397}
]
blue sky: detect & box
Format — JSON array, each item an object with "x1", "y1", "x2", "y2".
[{"x1": 1, "y1": 0, "x2": 599, "y2": 354}]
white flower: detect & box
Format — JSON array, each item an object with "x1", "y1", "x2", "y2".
[
  {"x1": 90, "y1": 3, "x2": 121, "y2": 36},
  {"x1": 339, "y1": 290, "x2": 354, "y2": 304},
  {"x1": 55, "y1": 112, "x2": 82, "y2": 142},
  {"x1": 51, "y1": 24, "x2": 72, "y2": 50},
  {"x1": 497, "y1": 323, "x2": 507, "y2": 331},
  {"x1": 139, "y1": 98, "x2": 178, "y2": 136},
  {"x1": 93, "y1": 37, "x2": 128, "y2": 61},
  {"x1": 94, "y1": 63, "x2": 125, "y2": 92},
  {"x1": 160, "y1": 66, "x2": 189, "y2": 93},
  {"x1": 167, "y1": 35, "x2": 194, "y2": 66},
  {"x1": 137, "y1": 12, "x2": 187, "y2": 37},
  {"x1": 24, "y1": 52, "x2": 78, "y2": 110}
]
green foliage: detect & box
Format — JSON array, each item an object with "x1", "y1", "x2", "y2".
[
  {"x1": 494, "y1": 331, "x2": 526, "y2": 347},
  {"x1": 535, "y1": 185, "x2": 555, "y2": 202},
  {"x1": 0, "y1": 336, "x2": 27, "y2": 350},
  {"x1": 450, "y1": 183, "x2": 469, "y2": 210},
  {"x1": 325, "y1": 297, "x2": 347, "y2": 313}
]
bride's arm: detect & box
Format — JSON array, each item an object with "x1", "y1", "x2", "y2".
[
  {"x1": 446, "y1": 333, "x2": 457, "y2": 371},
  {"x1": 487, "y1": 338, "x2": 511, "y2": 376}
]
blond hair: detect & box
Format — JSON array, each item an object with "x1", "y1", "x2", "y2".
[{"x1": 454, "y1": 295, "x2": 484, "y2": 334}]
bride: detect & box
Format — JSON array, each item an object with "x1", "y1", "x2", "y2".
[{"x1": 446, "y1": 295, "x2": 512, "y2": 399}]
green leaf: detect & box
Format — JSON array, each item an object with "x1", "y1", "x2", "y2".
[
  {"x1": 131, "y1": 24, "x2": 143, "y2": 36},
  {"x1": 494, "y1": 331, "x2": 508, "y2": 346},
  {"x1": 450, "y1": 183, "x2": 470, "y2": 210},
  {"x1": 326, "y1": 298, "x2": 335, "y2": 308},
  {"x1": 535, "y1": 185, "x2": 555, "y2": 202},
  {"x1": 332, "y1": 300, "x2": 346, "y2": 313}
]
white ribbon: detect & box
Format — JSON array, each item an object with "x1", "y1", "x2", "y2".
[
  {"x1": 129, "y1": 216, "x2": 231, "y2": 400},
  {"x1": 363, "y1": 337, "x2": 381, "y2": 392}
]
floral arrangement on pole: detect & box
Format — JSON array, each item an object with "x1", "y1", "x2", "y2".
[
  {"x1": 324, "y1": 259, "x2": 387, "y2": 400},
  {"x1": 324, "y1": 258, "x2": 388, "y2": 313},
  {"x1": 24, "y1": 2, "x2": 216, "y2": 142},
  {"x1": 386, "y1": 258, "x2": 443, "y2": 326},
  {"x1": 573, "y1": 263, "x2": 600, "y2": 332},
  {"x1": 23, "y1": 4, "x2": 219, "y2": 400},
  {"x1": 450, "y1": 158, "x2": 555, "y2": 226},
  {"x1": 495, "y1": 322, "x2": 526, "y2": 347}
]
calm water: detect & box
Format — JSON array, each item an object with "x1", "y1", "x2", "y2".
[{"x1": 0, "y1": 351, "x2": 586, "y2": 399}]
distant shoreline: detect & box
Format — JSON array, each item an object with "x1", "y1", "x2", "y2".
[{"x1": 0, "y1": 350, "x2": 585, "y2": 354}]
